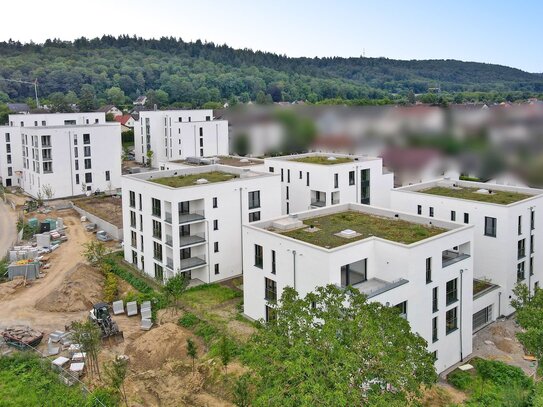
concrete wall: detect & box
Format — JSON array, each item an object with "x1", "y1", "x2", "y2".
[{"x1": 71, "y1": 203, "x2": 123, "y2": 241}]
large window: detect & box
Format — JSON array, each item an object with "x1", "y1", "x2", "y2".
[
  {"x1": 249, "y1": 211, "x2": 261, "y2": 223},
  {"x1": 484, "y1": 216, "x2": 497, "y2": 237},
  {"x1": 446, "y1": 278, "x2": 458, "y2": 305},
  {"x1": 153, "y1": 241, "x2": 163, "y2": 261},
  {"x1": 83, "y1": 146, "x2": 91, "y2": 157},
  {"x1": 249, "y1": 191, "x2": 261, "y2": 209},
  {"x1": 464, "y1": 213, "x2": 469, "y2": 224},
  {"x1": 517, "y1": 261, "x2": 526, "y2": 282},
  {"x1": 341, "y1": 259, "x2": 367, "y2": 287},
  {"x1": 85, "y1": 172, "x2": 92, "y2": 183},
  {"x1": 426, "y1": 257, "x2": 432, "y2": 283},
  {"x1": 446, "y1": 307, "x2": 458, "y2": 334},
  {"x1": 131, "y1": 231, "x2": 137, "y2": 248},
  {"x1": 518, "y1": 239, "x2": 526, "y2": 259},
  {"x1": 84, "y1": 158, "x2": 92, "y2": 169},
  {"x1": 152, "y1": 220, "x2": 162, "y2": 239},
  {"x1": 83, "y1": 133, "x2": 90, "y2": 144},
  {"x1": 265, "y1": 305, "x2": 276, "y2": 322},
  {"x1": 395, "y1": 301, "x2": 407, "y2": 319},
  {"x1": 265, "y1": 278, "x2": 277, "y2": 301},
  {"x1": 518, "y1": 215, "x2": 523, "y2": 235},
  {"x1": 130, "y1": 211, "x2": 136, "y2": 228},
  {"x1": 152, "y1": 198, "x2": 161, "y2": 217},
  {"x1": 254, "y1": 244, "x2": 263, "y2": 268},
  {"x1": 349, "y1": 171, "x2": 355, "y2": 185},
  {"x1": 154, "y1": 263, "x2": 163, "y2": 281}
]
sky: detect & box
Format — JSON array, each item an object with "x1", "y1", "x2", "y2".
[{"x1": 1, "y1": 0, "x2": 541, "y2": 73}]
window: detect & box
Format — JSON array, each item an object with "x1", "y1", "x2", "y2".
[
  {"x1": 214, "y1": 264, "x2": 220, "y2": 275},
  {"x1": 84, "y1": 158, "x2": 92, "y2": 169},
  {"x1": 517, "y1": 261, "x2": 526, "y2": 282},
  {"x1": 432, "y1": 316, "x2": 438, "y2": 342},
  {"x1": 464, "y1": 213, "x2": 469, "y2": 224},
  {"x1": 268, "y1": 166, "x2": 274, "y2": 173},
  {"x1": 212, "y1": 197, "x2": 218, "y2": 208},
  {"x1": 286, "y1": 202, "x2": 289, "y2": 214},
  {"x1": 446, "y1": 278, "x2": 458, "y2": 305},
  {"x1": 83, "y1": 134, "x2": 90, "y2": 144},
  {"x1": 334, "y1": 173, "x2": 339, "y2": 188},
  {"x1": 105, "y1": 171, "x2": 110, "y2": 181},
  {"x1": 518, "y1": 239, "x2": 526, "y2": 259},
  {"x1": 85, "y1": 173, "x2": 92, "y2": 183},
  {"x1": 132, "y1": 250, "x2": 138, "y2": 265},
  {"x1": 531, "y1": 210, "x2": 535, "y2": 230},
  {"x1": 265, "y1": 278, "x2": 277, "y2": 301},
  {"x1": 153, "y1": 241, "x2": 163, "y2": 261},
  {"x1": 154, "y1": 263, "x2": 163, "y2": 281},
  {"x1": 530, "y1": 235, "x2": 535, "y2": 254},
  {"x1": 265, "y1": 305, "x2": 276, "y2": 322},
  {"x1": 74, "y1": 147, "x2": 78, "y2": 158},
  {"x1": 214, "y1": 242, "x2": 219, "y2": 253},
  {"x1": 446, "y1": 307, "x2": 458, "y2": 334},
  {"x1": 249, "y1": 211, "x2": 261, "y2": 222},
  {"x1": 518, "y1": 215, "x2": 522, "y2": 235},
  {"x1": 5, "y1": 133, "x2": 9, "y2": 142},
  {"x1": 84, "y1": 146, "x2": 91, "y2": 157},
  {"x1": 286, "y1": 186, "x2": 289, "y2": 200},
  {"x1": 130, "y1": 211, "x2": 136, "y2": 228},
  {"x1": 75, "y1": 160, "x2": 79, "y2": 170},
  {"x1": 287, "y1": 169, "x2": 290, "y2": 183},
  {"x1": 432, "y1": 287, "x2": 438, "y2": 312},
  {"x1": 426, "y1": 257, "x2": 432, "y2": 283},
  {"x1": 395, "y1": 301, "x2": 407, "y2": 319},
  {"x1": 473, "y1": 305, "x2": 493, "y2": 330},
  {"x1": 451, "y1": 210, "x2": 456, "y2": 221},
  {"x1": 129, "y1": 191, "x2": 136, "y2": 208},
  {"x1": 7, "y1": 155, "x2": 11, "y2": 164},
  {"x1": 271, "y1": 250, "x2": 276, "y2": 274},
  {"x1": 417, "y1": 205, "x2": 422, "y2": 215},
  {"x1": 152, "y1": 198, "x2": 161, "y2": 217},
  {"x1": 535, "y1": 281, "x2": 540, "y2": 290},
  {"x1": 306, "y1": 172, "x2": 309, "y2": 187},
  {"x1": 213, "y1": 219, "x2": 218, "y2": 231},
  {"x1": 248, "y1": 191, "x2": 260, "y2": 209},
  {"x1": 73, "y1": 134, "x2": 77, "y2": 145},
  {"x1": 299, "y1": 170, "x2": 302, "y2": 179},
  {"x1": 139, "y1": 194, "x2": 142, "y2": 210},
  {"x1": 140, "y1": 214, "x2": 143, "y2": 232},
  {"x1": 75, "y1": 174, "x2": 80, "y2": 184},
  {"x1": 429, "y1": 207, "x2": 434, "y2": 217},
  {"x1": 152, "y1": 220, "x2": 162, "y2": 239},
  {"x1": 131, "y1": 231, "x2": 137, "y2": 248},
  {"x1": 484, "y1": 217, "x2": 497, "y2": 237},
  {"x1": 349, "y1": 171, "x2": 355, "y2": 185},
  {"x1": 254, "y1": 244, "x2": 263, "y2": 268},
  {"x1": 42, "y1": 162, "x2": 52, "y2": 173}
]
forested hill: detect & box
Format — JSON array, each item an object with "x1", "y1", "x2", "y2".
[{"x1": 0, "y1": 35, "x2": 542, "y2": 107}]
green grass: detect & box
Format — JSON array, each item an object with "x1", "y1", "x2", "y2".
[
  {"x1": 181, "y1": 283, "x2": 242, "y2": 309},
  {"x1": 473, "y1": 279, "x2": 495, "y2": 295},
  {"x1": 421, "y1": 186, "x2": 532, "y2": 204},
  {"x1": 290, "y1": 156, "x2": 353, "y2": 165},
  {"x1": 150, "y1": 171, "x2": 238, "y2": 188},
  {"x1": 281, "y1": 211, "x2": 446, "y2": 248}
]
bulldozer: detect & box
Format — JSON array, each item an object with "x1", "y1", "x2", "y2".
[{"x1": 88, "y1": 303, "x2": 124, "y2": 342}]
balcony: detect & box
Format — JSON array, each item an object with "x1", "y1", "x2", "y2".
[
  {"x1": 179, "y1": 233, "x2": 206, "y2": 248},
  {"x1": 179, "y1": 210, "x2": 205, "y2": 224},
  {"x1": 166, "y1": 258, "x2": 174, "y2": 271},
  {"x1": 354, "y1": 278, "x2": 409, "y2": 299},
  {"x1": 165, "y1": 212, "x2": 172, "y2": 224},
  {"x1": 310, "y1": 200, "x2": 326, "y2": 208},
  {"x1": 165, "y1": 235, "x2": 173, "y2": 247},
  {"x1": 442, "y1": 250, "x2": 470, "y2": 268},
  {"x1": 180, "y1": 254, "x2": 207, "y2": 271}
]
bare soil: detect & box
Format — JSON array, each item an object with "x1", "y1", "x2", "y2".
[{"x1": 73, "y1": 196, "x2": 123, "y2": 228}]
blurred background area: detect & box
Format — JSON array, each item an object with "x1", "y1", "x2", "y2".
[{"x1": 221, "y1": 101, "x2": 543, "y2": 188}]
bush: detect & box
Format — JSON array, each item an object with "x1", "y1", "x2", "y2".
[
  {"x1": 474, "y1": 359, "x2": 532, "y2": 388},
  {"x1": 194, "y1": 321, "x2": 219, "y2": 344},
  {"x1": 448, "y1": 369, "x2": 473, "y2": 390},
  {"x1": 179, "y1": 313, "x2": 199, "y2": 328},
  {"x1": 104, "y1": 258, "x2": 154, "y2": 294},
  {"x1": 103, "y1": 272, "x2": 118, "y2": 303},
  {"x1": 86, "y1": 387, "x2": 119, "y2": 407}
]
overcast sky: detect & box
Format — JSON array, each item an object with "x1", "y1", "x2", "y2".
[{"x1": 1, "y1": 0, "x2": 541, "y2": 73}]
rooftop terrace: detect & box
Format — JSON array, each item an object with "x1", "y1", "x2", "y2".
[
  {"x1": 288, "y1": 155, "x2": 354, "y2": 165},
  {"x1": 421, "y1": 186, "x2": 532, "y2": 205},
  {"x1": 173, "y1": 156, "x2": 263, "y2": 167},
  {"x1": 150, "y1": 171, "x2": 238, "y2": 188},
  {"x1": 279, "y1": 210, "x2": 446, "y2": 248}
]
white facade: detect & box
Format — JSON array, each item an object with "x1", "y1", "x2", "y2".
[
  {"x1": 263, "y1": 153, "x2": 394, "y2": 214},
  {"x1": 242, "y1": 203, "x2": 474, "y2": 373},
  {"x1": 122, "y1": 164, "x2": 281, "y2": 283},
  {"x1": 390, "y1": 179, "x2": 543, "y2": 317},
  {"x1": 134, "y1": 110, "x2": 228, "y2": 167},
  {"x1": 0, "y1": 113, "x2": 121, "y2": 198}
]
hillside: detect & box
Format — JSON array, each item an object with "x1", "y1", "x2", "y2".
[{"x1": 0, "y1": 35, "x2": 542, "y2": 108}]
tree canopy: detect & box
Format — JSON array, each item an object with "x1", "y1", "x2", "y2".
[{"x1": 243, "y1": 285, "x2": 437, "y2": 406}]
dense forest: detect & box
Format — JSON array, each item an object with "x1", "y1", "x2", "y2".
[{"x1": 0, "y1": 35, "x2": 542, "y2": 110}]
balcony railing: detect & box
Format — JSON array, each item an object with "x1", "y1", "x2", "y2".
[
  {"x1": 180, "y1": 254, "x2": 207, "y2": 271},
  {"x1": 165, "y1": 212, "x2": 172, "y2": 224},
  {"x1": 179, "y1": 210, "x2": 205, "y2": 224},
  {"x1": 310, "y1": 200, "x2": 326, "y2": 208},
  {"x1": 442, "y1": 250, "x2": 471, "y2": 268},
  {"x1": 179, "y1": 233, "x2": 206, "y2": 248},
  {"x1": 165, "y1": 235, "x2": 173, "y2": 247},
  {"x1": 166, "y1": 258, "x2": 174, "y2": 270}
]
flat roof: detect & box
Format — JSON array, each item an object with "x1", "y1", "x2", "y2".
[
  {"x1": 268, "y1": 152, "x2": 377, "y2": 165},
  {"x1": 150, "y1": 171, "x2": 238, "y2": 188},
  {"x1": 172, "y1": 156, "x2": 263, "y2": 168},
  {"x1": 420, "y1": 186, "x2": 532, "y2": 205},
  {"x1": 278, "y1": 210, "x2": 447, "y2": 248}
]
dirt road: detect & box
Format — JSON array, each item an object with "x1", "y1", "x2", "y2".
[
  {"x1": 0, "y1": 199, "x2": 18, "y2": 256},
  {"x1": 0, "y1": 211, "x2": 93, "y2": 333}
]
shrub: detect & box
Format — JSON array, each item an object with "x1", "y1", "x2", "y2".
[
  {"x1": 179, "y1": 313, "x2": 200, "y2": 328},
  {"x1": 86, "y1": 387, "x2": 119, "y2": 407},
  {"x1": 104, "y1": 258, "x2": 154, "y2": 294},
  {"x1": 474, "y1": 359, "x2": 532, "y2": 388},
  {"x1": 448, "y1": 369, "x2": 473, "y2": 390},
  {"x1": 194, "y1": 321, "x2": 218, "y2": 344},
  {"x1": 103, "y1": 272, "x2": 118, "y2": 303}
]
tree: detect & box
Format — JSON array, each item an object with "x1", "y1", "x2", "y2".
[
  {"x1": 82, "y1": 240, "x2": 107, "y2": 266},
  {"x1": 106, "y1": 87, "x2": 126, "y2": 107},
  {"x1": 79, "y1": 84, "x2": 97, "y2": 111},
  {"x1": 71, "y1": 320, "x2": 102, "y2": 379},
  {"x1": 145, "y1": 89, "x2": 169, "y2": 108},
  {"x1": 146, "y1": 149, "x2": 154, "y2": 167},
  {"x1": 218, "y1": 335, "x2": 233, "y2": 374},
  {"x1": 407, "y1": 90, "x2": 416, "y2": 105},
  {"x1": 186, "y1": 338, "x2": 197, "y2": 373},
  {"x1": 162, "y1": 272, "x2": 189, "y2": 311},
  {"x1": 41, "y1": 184, "x2": 54, "y2": 200},
  {"x1": 244, "y1": 285, "x2": 437, "y2": 406},
  {"x1": 511, "y1": 283, "x2": 543, "y2": 364},
  {"x1": 104, "y1": 355, "x2": 129, "y2": 406}
]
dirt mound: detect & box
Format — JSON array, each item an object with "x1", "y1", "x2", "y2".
[
  {"x1": 125, "y1": 322, "x2": 196, "y2": 370},
  {"x1": 0, "y1": 278, "x2": 27, "y2": 301},
  {"x1": 35, "y1": 264, "x2": 104, "y2": 312}
]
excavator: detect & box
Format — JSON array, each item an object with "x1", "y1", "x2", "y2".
[{"x1": 88, "y1": 303, "x2": 124, "y2": 342}]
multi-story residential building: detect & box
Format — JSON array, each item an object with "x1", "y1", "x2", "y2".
[
  {"x1": 390, "y1": 178, "x2": 543, "y2": 318},
  {"x1": 133, "y1": 110, "x2": 228, "y2": 167},
  {"x1": 0, "y1": 113, "x2": 121, "y2": 198},
  {"x1": 121, "y1": 164, "x2": 281, "y2": 283},
  {"x1": 263, "y1": 153, "x2": 394, "y2": 214},
  {"x1": 242, "y1": 203, "x2": 474, "y2": 373}
]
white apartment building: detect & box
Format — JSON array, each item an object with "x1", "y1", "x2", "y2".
[
  {"x1": 134, "y1": 110, "x2": 228, "y2": 167},
  {"x1": 0, "y1": 113, "x2": 121, "y2": 198},
  {"x1": 242, "y1": 203, "x2": 474, "y2": 373},
  {"x1": 390, "y1": 178, "x2": 543, "y2": 318},
  {"x1": 263, "y1": 153, "x2": 394, "y2": 214},
  {"x1": 122, "y1": 164, "x2": 281, "y2": 283}
]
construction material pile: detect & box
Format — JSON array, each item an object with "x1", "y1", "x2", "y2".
[{"x1": 2, "y1": 325, "x2": 44, "y2": 349}]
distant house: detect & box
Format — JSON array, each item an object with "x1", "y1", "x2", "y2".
[
  {"x1": 380, "y1": 146, "x2": 443, "y2": 187},
  {"x1": 7, "y1": 103, "x2": 30, "y2": 114},
  {"x1": 96, "y1": 105, "x2": 122, "y2": 117},
  {"x1": 133, "y1": 96, "x2": 147, "y2": 106},
  {"x1": 114, "y1": 114, "x2": 136, "y2": 132}
]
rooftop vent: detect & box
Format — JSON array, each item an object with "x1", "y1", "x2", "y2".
[
  {"x1": 476, "y1": 188, "x2": 491, "y2": 195},
  {"x1": 327, "y1": 156, "x2": 337, "y2": 161},
  {"x1": 335, "y1": 229, "x2": 360, "y2": 239},
  {"x1": 240, "y1": 158, "x2": 250, "y2": 163},
  {"x1": 195, "y1": 178, "x2": 209, "y2": 184}
]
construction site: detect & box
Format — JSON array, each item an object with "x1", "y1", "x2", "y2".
[{"x1": 0, "y1": 192, "x2": 252, "y2": 407}]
